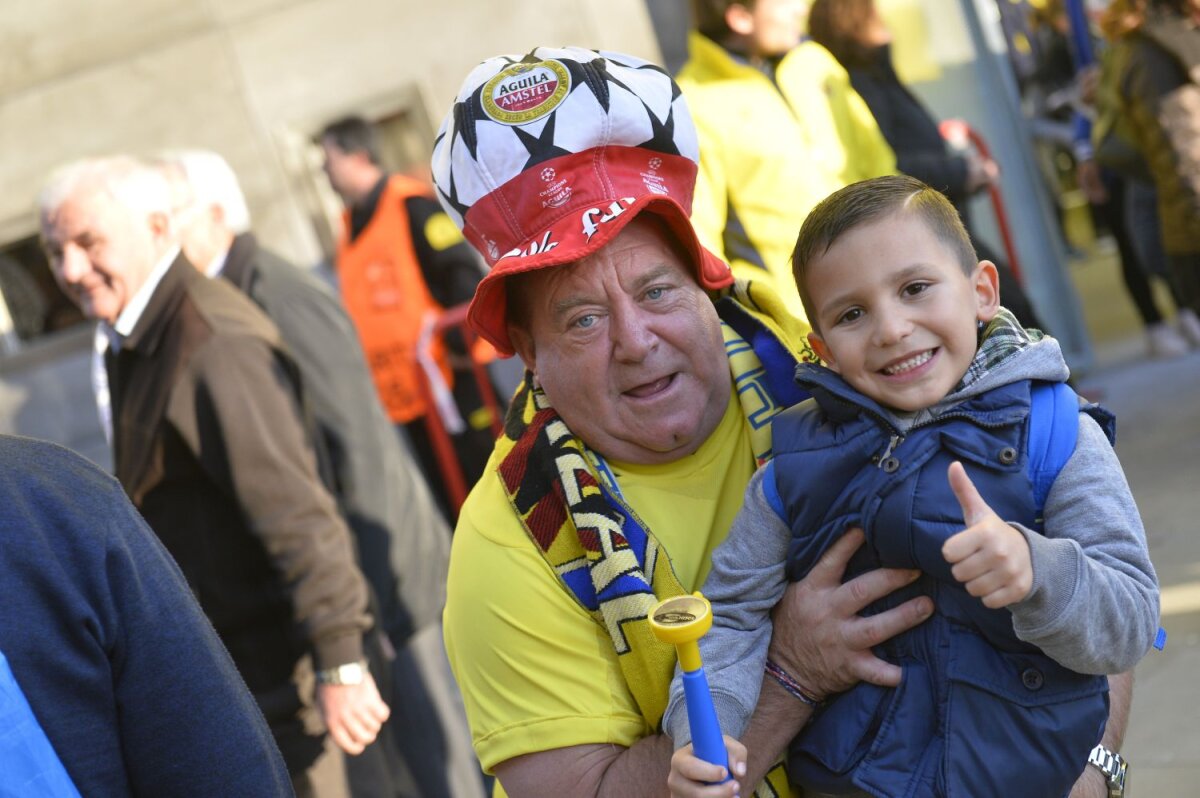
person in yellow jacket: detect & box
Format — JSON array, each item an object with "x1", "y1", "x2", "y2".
[{"x1": 678, "y1": 0, "x2": 896, "y2": 321}]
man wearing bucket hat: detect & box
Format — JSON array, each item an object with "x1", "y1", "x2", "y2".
[{"x1": 432, "y1": 47, "x2": 937, "y2": 797}]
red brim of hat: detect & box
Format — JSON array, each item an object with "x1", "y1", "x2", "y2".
[{"x1": 467, "y1": 194, "x2": 733, "y2": 357}]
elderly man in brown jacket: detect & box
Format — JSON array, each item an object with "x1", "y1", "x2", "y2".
[{"x1": 39, "y1": 155, "x2": 389, "y2": 798}]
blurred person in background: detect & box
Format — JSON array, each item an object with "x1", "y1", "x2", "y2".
[
  {"x1": 1, "y1": 433, "x2": 293, "y2": 796},
  {"x1": 677, "y1": 0, "x2": 895, "y2": 319},
  {"x1": 1096, "y1": 0, "x2": 1200, "y2": 348},
  {"x1": 1018, "y1": 0, "x2": 1197, "y2": 357},
  {"x1": 319, "y1": 116, "x2": 496, "y2": 522},
  {"x1": 806, "y1": 0, "x2": 1048, "y2": 332},
  {"x1": 1081, "y1": 36, "x2": 1198, "y2": 357},
  {"x1": 39, "y1": 155, "x2": 388, "y2": 798},
  {"x1": 157, "y1": 150, "x2": 484, "y2": 798}
]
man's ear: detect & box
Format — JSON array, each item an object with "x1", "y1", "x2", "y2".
[
  {"x1": 351, "y1": 150, "x2": 376, "y2": 172},
  {"x1": 508, "y1": 324, "x2": 537, "y2": 378},
  {"x1": 148, "y1": 210, "x2": 173, "y2": 247},
  {"x1": 808, "y1": 331, "x2": 838, "y2": 371},
  {"x1": 725, "y1": 3, "x2": 755, "y2": 36},
  {"x1": 973, "y1": 260, "x2": 1001, "y2": 324}
]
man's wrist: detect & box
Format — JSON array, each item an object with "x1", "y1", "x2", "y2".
[
  {"x1": 313, "y1": 632, "x2": 366, "y2": 674},
  {"x1": 1086, "y1": 744, "x2": 1127, "y2": 797},
  {"x1": 315, "y1": 660, "x2": 369, "y2": 686},
  {"x1": 764, "y1": 659, "x2": 825, "y2": 707}
]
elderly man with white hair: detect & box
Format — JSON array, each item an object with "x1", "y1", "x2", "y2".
[
  {"x1": 155, "y1": 148, "x2": 485, "y2": 798},
  {"x1": 39, "y1": 155, "x2": 389, "y2": 798}
]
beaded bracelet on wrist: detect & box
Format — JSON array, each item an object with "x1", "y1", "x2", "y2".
[{"x1": 764, "y1": 659, "x2": 824, "y2": 709}]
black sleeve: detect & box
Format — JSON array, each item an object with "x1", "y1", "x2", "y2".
[
  {"x1": 851, "y1": 70, "x2": 971, "y2": 202},
  {"x1": 894, "y1": 151, "x2": 971, "y2": 205},
  {"x1": 404, "y1": 196, "x2": 487, "y2": 309}
]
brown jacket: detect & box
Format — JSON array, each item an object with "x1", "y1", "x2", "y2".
[
  {"x1": 221, "y1": 232, "x2": 450, "y2": 642},
  {"x1": 107, "y1": 255, "x2": 369, "y2": 743}
]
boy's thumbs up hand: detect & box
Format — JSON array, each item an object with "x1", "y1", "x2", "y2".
[
  {"x1": 941, "y1": 461, "x2": 1033, "y2": 608},
  {"x1": 947, "y1": 458, "x2": 991, "y2": 526}
]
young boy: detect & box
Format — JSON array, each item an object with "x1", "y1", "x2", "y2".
[{"x1": 663, "y1": 175, "x2": 1159, "y2": 797}]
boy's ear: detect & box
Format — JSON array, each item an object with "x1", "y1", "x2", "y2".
[
  {"x1": 973, "y1": 260, "x2": 1001, "y2": 323},
  {"x1": 808, "y1": 331, "x2": 838, "y2": 371}
]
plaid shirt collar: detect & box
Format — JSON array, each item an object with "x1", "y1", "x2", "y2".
[{"x1": 954, "y1": 307, "x2": 1042, "y2": 394}]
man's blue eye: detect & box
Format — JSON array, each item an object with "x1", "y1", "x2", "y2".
[
  {"x1": 576, "y1": 315, "x2": 597, "y2": 329},
  {"x1": 646, "y1": 287, "x2": 665, "y2": 300}
]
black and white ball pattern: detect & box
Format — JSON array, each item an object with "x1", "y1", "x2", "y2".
[{"x1": 431, "y1": 46, "x2": 699, "y2": 230}]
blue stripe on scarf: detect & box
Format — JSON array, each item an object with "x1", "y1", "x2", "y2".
[{"x1": 717, "y1": 297, "x2": 810, "y2": 409}]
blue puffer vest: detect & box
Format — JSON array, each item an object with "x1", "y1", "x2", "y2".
[{"x1": 771, "y1": 364, "x2": 1114, "y2": 798}]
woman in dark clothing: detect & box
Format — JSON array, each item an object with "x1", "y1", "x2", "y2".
[
  {"x1": 1107, "y1": 0, "x2": 1200, "y2": 328},
  {"x1": 807, "y1": 0, "x2": 998, "y2": 206},
  {"x1": 807, "y1": 0, "x2": 1053, "y2": 333}
]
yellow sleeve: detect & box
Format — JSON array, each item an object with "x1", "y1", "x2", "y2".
[
  {"x1": 444, "y1": 471, "x2": 651, "y2": 774},
  {"x1": 688, "y1": 116, "x2": 730, "y2": 260},
  {"x1": 845, "y1": 87, "x2": 897, "y2": 182}
]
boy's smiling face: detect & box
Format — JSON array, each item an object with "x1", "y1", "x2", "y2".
[{"x1": 805, "y1": 211, "x2": 1000, "y2": 413}]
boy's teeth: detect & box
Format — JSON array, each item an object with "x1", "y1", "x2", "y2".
[{"x1": 883, "y1": 350, "x2": 933, "y2": 375}]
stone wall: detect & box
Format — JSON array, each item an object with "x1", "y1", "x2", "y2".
[{"x1": 0, "y1": 0, "x2": 663, "y2": 460}]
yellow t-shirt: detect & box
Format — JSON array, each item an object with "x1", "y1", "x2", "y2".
[{"x1": 444, "y1": 390, "x2": 755, "y2": 777}]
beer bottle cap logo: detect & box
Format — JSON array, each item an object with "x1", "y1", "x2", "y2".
[{"x1": 482, "y1": 60, "x2": 571, "y2": 125}]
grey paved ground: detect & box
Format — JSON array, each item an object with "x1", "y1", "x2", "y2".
[{"x1": 1069, "y1": 251, "x2": 1200, "y2": 797}]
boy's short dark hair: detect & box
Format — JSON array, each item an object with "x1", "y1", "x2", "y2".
[
  {"x1": 692, "y1": 0, "x2": 752, "y2": 42},
  {"x1": 319, "y1": 115, "x2": 383, "y2": 165},
  {"x1": 791, "y1": 174, "x2": 977, "y2": 329}
]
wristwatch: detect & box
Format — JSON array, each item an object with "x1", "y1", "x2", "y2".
[
  {"x1": 1087, "y1": 744, "x2": 1127, "y2": 798},
  {"x1": 315, "y1": 660, "x2": 368, "y2": 686}
]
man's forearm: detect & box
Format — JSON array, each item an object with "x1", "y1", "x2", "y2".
[
  {"x1": 1103, "y1": 670, "x2": 1133, "y2": 749},
  {"x1": 1069, "y1": 670, "x2": 1134, "y2": 797},
  {"x1": 739, "y1": 676, "x2": 813, "y2": 788},
  {"x1": 493, "y1": 734, "x2": 676, "y2": 798}
]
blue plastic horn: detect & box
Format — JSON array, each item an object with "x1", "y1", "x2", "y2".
[{"x1": 649, "y1": 593, "x2": 729, "y2": 781}]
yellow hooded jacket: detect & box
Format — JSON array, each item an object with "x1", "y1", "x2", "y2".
[{"x1": 678, "y1": 32, "x2": 896, "y2": 320}]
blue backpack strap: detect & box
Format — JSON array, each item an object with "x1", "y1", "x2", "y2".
[{"x1": 1027, "y1": 381, "x2": 1081, "y2": 522}]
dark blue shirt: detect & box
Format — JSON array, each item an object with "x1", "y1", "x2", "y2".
[{"x1": 0, "y1": 435, "x2": 293, "y2": 797}]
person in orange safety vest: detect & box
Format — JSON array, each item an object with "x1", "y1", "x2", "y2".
[{"x1": 320, "y1": 115, "x2": 497, "y2": 523}]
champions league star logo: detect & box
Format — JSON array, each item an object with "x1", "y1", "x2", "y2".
[
  {"x1": 432, "y1": 47, "x2": 700, "y2": 233},
  {"x1": 539, "y1": 166, "x2": 571, "y2": 208}
]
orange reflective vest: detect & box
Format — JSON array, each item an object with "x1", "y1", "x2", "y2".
[{"x1": 336, "y1": 174, "x2": 451, "y2": 424}]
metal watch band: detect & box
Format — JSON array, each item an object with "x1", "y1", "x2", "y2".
[
  {"x1": 315, "y1": 660, "x2": 368, "y2": 686},
  {"x1": 1087, "y1": 744, "x2": 1127, "y2": 798}
]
